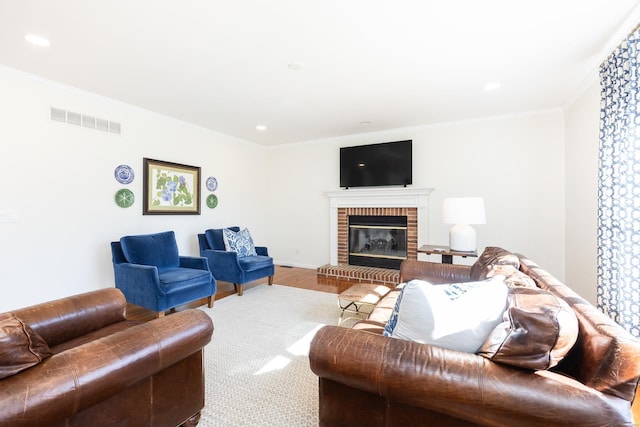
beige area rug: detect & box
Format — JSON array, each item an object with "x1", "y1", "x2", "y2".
[{"x1": 198, "y1": 284, "x2": 342, "y2": 426}]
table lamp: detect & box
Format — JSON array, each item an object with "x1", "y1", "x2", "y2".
[{"x1": 442, "y1": 197, "x2": 486, "y2": 252}]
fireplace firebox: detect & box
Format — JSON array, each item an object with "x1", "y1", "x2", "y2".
[{"x1": 348, "y1": 215, "x2": 407, "y2": 270}]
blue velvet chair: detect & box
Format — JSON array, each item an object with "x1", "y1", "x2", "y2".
[
  {"x1": 111, "y1": 230, "x2": 216, "y2": 317},
  {"x1": 198, "y1": 227, "x2": 274, "y2": 296}
]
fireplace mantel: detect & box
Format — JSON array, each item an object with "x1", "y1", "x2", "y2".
[{"x1": 326, "y1": 187, "x2": 434, "y2": 265}]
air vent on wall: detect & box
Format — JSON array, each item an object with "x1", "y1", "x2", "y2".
[
  {"x1": 96, "y1": 118, "x2": 109, "y2": 132},
  {"x1": 82, "y1": 114, "x2": 96, "y2": 129},
  {"x1": 50, "y1": 107, "x2": 121, "y2": 135},
  {"x1": 67, "y1": 111, "x2": 81, "y2": 126},
  {"x1": 109, "y1": 121, "x2": 121, "y2": 134}
]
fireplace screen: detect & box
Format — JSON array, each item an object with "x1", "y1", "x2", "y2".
[{"x1": 348, "y1": 215, "x2": 407, "y2": 270}]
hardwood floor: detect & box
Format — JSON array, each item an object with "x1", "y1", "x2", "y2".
[{"x1": 126, "y1": 265, "x2": 358, "y2": 321}]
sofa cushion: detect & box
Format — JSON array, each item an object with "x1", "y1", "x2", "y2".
[
  {"x1": 383, "y1": 277, "x2": 508, "y2": 353},
  {"x1": 0, "y1": 313, "x2": 53, "y2": 379},
  {"x1": 223, "y1": 228, "x2": 257, "y2": 257},
  {"x1": 478, "y1": 286, "x2": 579, "y2": 370},
  {"x1": 238, "y1": 255, "x2": 273, "y2": 272},
  {"x1": 205, "y1": 226, "x2": 240, "y2": 250},
  {"x1": 158, "y1": 268, "x2": 213, "y2": 293},
  {"x1": 470, "y1": 246, "x2": 520, "y2": 281},
  {"x1": 120, "y1": 231, "x2": 180, "y2": 269},
  {"x1": 366, "y1": 287, "x2": 404, "y2": 326}
]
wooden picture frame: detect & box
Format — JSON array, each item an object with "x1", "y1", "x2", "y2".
[{"x1": 143, "y1": 158, "x2": 201, "y2": 215}]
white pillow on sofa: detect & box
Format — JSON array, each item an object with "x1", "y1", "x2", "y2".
[{"x1": 383, "y1": 277, "x2": 508, "y2": 353}]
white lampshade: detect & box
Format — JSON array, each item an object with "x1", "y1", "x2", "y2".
[
  {"x1": 442, "y1": 197, "x2": 486, "y2": 225},
  {"x1": 442, "y1": 197, "x2": 486, "y2": 252}
]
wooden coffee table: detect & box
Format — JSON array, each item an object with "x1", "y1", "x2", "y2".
[{"x1": 338, "y1": 283, "x2": 391, "y2": 326}]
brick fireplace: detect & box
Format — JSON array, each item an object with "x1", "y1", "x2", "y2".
[
  {"x1": 317, "y1": 187, "x2": 433, "y2": 286},
  {"x1": 338, "y1": 207, "x2": 417, "y2": 266}
]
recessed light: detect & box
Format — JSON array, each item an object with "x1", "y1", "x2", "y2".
[
  {"x1": 25, "y1": 34, "x2": 50, "y2": 47},
  {"x1": 359, "y1": 121, "x2": 372, "y2": 126},
  {"x1": 256, "y1": 125, "x2": 267, "y2": 131},
  {"x1": 288, "y1": 62, "x2": 303, "y2": 71},
  {"x1": 484, "y1": 81, "x2": 501, "y2": 91}
]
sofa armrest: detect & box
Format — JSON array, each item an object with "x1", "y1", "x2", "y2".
[
  {"x1": 11, "y1": 288, "x2": 127, "y2": 348},
  {"x1": 255, "y1": 246, "x2": 269, "y2": 256},
  {"x1": 0, "y1": 309, "x2": 213, "y2": 426},
  {"x1": 179, "y1": 255, "x2": 210, "y2": 271},
  {"x1": 309, "y1": 326, "x2": 634, "y2": 426},
  {"x1": 399, "y1": 260, "x2": 472, "y2": 284}
]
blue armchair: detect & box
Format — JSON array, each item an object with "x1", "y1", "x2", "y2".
[
  {"x1": 111, "y1": 231, "x2": 216, "y2": 317},
  {"x1": 198, "y1": 227, "x2": 274, "y2": 296}
]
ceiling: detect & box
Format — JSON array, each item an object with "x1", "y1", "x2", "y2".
[{"x1": 2, "y1": 1, "x2": 640, "y2": 146}]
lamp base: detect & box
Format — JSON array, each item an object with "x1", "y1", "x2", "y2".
[{"x1": 449, "y1": 224, "x2": 476, "y2": 252}]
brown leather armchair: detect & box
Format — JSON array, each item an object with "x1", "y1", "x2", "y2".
[{"x1": 0, "y1": 288, "x2": 213, "y2": 427}]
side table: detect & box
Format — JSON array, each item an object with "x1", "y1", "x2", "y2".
[{"x1": 417, "y1": 244, "x2": 478, "y2": 264}]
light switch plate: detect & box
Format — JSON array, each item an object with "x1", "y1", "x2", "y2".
[{"x1": 0, "y1": 210, "x2": 19, "y2": 223}]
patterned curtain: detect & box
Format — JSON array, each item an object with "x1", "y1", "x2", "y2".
[{"x1": 597, "y1": 25, "x2": 640, "y2": 337}]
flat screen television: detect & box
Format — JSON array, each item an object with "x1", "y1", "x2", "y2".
[{"x1": 340, "y1": 140, "x2": 412, "y2": 188}]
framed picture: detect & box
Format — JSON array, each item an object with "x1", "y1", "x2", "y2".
[{"x1": 143, "y1": 158, "x2": 201, "y2": 215}]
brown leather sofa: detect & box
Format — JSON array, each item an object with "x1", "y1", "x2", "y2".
[
  {"x1": 310, "y1": 249, "x2": 640, "y2": 426},
  {"x1": 0, "y1": 288, "x2": 213, "y2": 427}
]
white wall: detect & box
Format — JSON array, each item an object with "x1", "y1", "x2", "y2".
[
  {"x1": 564, "y1": 77, "x2": 600, "y2": 304},
  {"x1": 267, "y1": 111, "x2": 566, "y2": 278},
  {"x1": 0, "y1": 66, "x2": 270, "y2": 311},
  {"x1": 1, "y1": 63, "x2": 575, "y2": 312}
]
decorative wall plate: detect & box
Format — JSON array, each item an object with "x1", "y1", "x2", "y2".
[
  {"x1": 115, "y1": 188, "x2": 135, "y2": 208},
  {"x1": 206, "y1": 194, "x2": 218, "y2": 209},
  {"x1": 206, "y1": 176, "x2": 218, "y2": 192},
  {"x1": 114, "y1": 164, "x2": 134, "y2": 184}
]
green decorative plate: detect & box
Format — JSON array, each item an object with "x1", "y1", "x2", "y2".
[
  {"x1": 206, "y1": 194, "x2": 218, "y2": 209},
  {"x1": 115, "y1": 188, "x2": 135, "y2": 208}
]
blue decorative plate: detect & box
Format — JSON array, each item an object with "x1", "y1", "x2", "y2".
[
  {"x1": 206, "y1": 176, "x2": 218, "y2": 192},
  {"x1": 114, "y1": 164, "x2": 134, "y2": 184}
]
